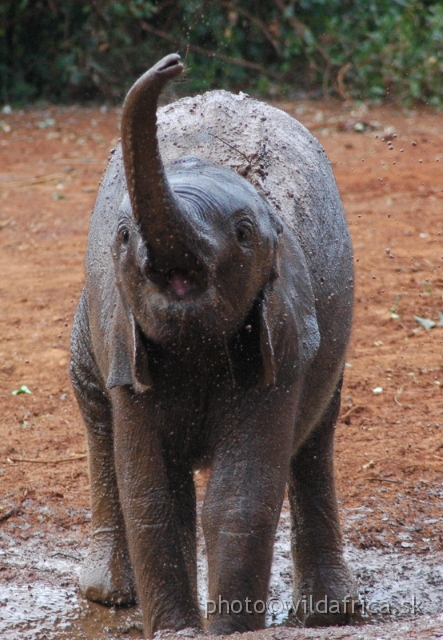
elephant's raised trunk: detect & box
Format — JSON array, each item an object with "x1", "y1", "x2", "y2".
[{"x1": 121, "y1": 54, "x2": 186, "y2": 268}]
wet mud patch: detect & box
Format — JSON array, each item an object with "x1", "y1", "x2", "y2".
[
  {"x1": 1, "y1": 505, "x2": 442, "y2": 639},
  {"x1": 0, "y1": 529, "x2": 142, "y2": 639}
]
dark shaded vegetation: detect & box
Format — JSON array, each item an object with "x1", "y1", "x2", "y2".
[{"x1": 1, "y1": 0, "x2": 443, "y2": 106}]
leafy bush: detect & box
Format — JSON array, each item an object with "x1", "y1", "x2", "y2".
[
  {"x1": 1, "y1": 0, "x2": 443, "y2": 106},
  {"x1": 316, "y1": 0, "x2": 443, "y2": 107}
]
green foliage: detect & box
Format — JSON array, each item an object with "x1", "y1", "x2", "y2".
[
  {"x1": 315, "y1": 0, "x2": 443, "y2": 106},
  {"x1": 1, "y1": 0, "x2": 443, "y2": 106}
]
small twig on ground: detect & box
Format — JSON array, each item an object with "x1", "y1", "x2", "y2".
[
  {"x1": 340, "y1": 404, "x2": 364, "y2": 423},
  {"x1": 50, "y1": 551, "x2": 83, "y2": 561},
  {"x1": 404, "y1": 460, "x2": 443, "y2": 470},
  {"x1": 0, "y1": 504, "x2": 22, "y2": 523},
  {"x1": 365, "y1": 476, "x2": 402, "y2": 484},
  {"x1": 0, "y1": 172, "x2": 69, "y2": 188},
  {"x1": 7, "y1": 454, "x2": 86, "y2": 465},
  {"x1": 394, "y1": 386, "x2": 404, "y2": 407},
  {"x1": 0, "y1": 489, "x2": 28, "y2": 524}
]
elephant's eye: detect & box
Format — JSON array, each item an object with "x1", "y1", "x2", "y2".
[
  {"x1": 118, "y1": 225, "x2": 130, "y2": 244},
  {"x1": 235, "y1": 220, "x2": 253, "y2": 244}
]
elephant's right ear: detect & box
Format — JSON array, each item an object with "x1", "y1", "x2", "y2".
[{"x1": 106, "y1": 292, "x2": 152, "y2": 394}]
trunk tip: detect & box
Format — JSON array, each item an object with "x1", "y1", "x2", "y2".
[
  {"x1": 125, "y1": 54, "x2": 184, "y2": 107},
  {"x1": 153, "y1": 53, "x2": 183, "y2": 77}
]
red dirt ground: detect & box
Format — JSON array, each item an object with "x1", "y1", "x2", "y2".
[{"x1": 0, "y1": 98, "x2": 442, "y2": 631}]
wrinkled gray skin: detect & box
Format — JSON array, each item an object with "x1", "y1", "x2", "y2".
[{"x1": 70, "y1": 54, "x2": 357, "y2": 638}]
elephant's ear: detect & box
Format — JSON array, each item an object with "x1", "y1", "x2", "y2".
[
  {"x1": 259, "y1": 234, "x2": 320, "y2": 387},
  {"x1": 106, "y1": 293, "x2": 152, "y2": 394}
]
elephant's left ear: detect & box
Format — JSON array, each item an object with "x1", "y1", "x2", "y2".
[
  {"x1": 106, "y1": 292, "x2": 152, "y2": 394},
  {"x1": 259, "y1": 233, "x2": 320, "y2": 387}
]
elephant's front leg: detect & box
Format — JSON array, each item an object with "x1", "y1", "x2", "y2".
[
  {"x1": 78, "y1": 395, "x2": 136, "y2": 605},
  {"x1": 70, "y1": 321, "x2": 135, "y2": 606},
  {"x1": 289, "y1": 382, "x2": 359, "y2": 626},
  {"x1": 202, "y1": 390, "x2": 296, "y2": 634},
  {"x1": 111, "y1": 387, "x2": 201, "y2": 637}
]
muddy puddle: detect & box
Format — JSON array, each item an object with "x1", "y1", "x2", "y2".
[{"x1": 1, "y1": 504, "x2": 442, "y2": 639}]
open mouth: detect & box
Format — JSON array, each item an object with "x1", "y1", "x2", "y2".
[
  {"x1": 146, "y1": 263, "x2": 203, "y2": 299},
  {"x1": 145, "y1": 246, "x2": 205, "y2": 299},
  {"x1": 167, "y1": 268, "x2": 196, "y2": 298}
]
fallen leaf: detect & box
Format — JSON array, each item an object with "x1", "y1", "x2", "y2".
[
  {"x1": 414, "y1": 315, "x2": 436, "y2": 331},
  {"x1": 11, "y1": 385, "x2": 32, "y2": 395}
]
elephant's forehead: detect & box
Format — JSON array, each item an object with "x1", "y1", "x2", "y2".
[
  {"x1": 156, "y1": 90, "x2": 342, "y2": 242},
  {"x1": 167, "y1": 157, "x2": 267, "y2": 207}
]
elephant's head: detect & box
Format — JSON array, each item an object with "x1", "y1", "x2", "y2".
[{"x1": 107, "y1": 54, "x2": 319, "y2": 392}]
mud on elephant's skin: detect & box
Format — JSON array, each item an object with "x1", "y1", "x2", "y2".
[{"x1": 70, "y1": 53, "x2": 357, "y2": 637}]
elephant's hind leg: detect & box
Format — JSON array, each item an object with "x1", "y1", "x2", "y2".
[
  {"x1": 70, "y1": 298, "x2": 135, "y2": 606},
  {"x1": 289, "y1": 381, "x2": 359, "y2": 626}
]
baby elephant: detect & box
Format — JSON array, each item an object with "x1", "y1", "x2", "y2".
[{"x1": 70, "y1": 53, "x2": 357, "y2": 637}]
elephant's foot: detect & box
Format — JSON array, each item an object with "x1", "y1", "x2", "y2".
[
  {"x1": 293, "y1": 562, "x2": 360, "y2": 627},
  {"x1": 152, "y1": 628, "x2": 201, "y2": 639},
  {"x1": 79, "y1": 530, "x2": 136, "y2": 606},
  {"x1": 206, "y1": 607, "x2": 263, "y2": 636},
  {"x1": 207, "y1": 617, "x2": 257, "y2": 636}
]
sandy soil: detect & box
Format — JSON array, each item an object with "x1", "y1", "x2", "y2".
[{"x1": 0, "y1": 97, "x2": 442, "y2": 638}]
